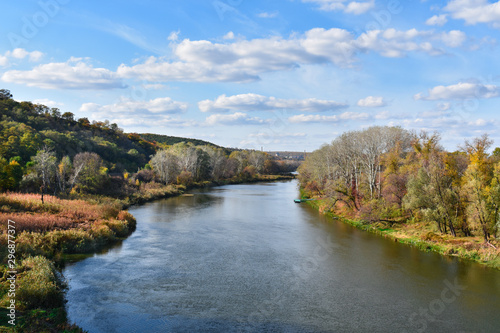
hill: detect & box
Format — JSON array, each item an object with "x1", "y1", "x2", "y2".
[{"x1": 0, "y1": 91, "x2": 223, "y2": 172}]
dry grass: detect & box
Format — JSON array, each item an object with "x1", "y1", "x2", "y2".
[
  {"x1": 0, "y1": 192, "x2": 125, "y2": 233},
  {"x1": 0, "y1": 192, "x2": 136, "y2": 259}
]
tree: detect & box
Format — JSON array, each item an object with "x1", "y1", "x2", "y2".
[
  {"x1": 150, "y1": 150, "x2": 179, "y2": 184},
  {"x1": 56, "y1": 156, "x2": 72, "y2": 193},
  {"x1": 31, "y1": 148, "x2": 57, "y2": 203},
  {"x1": 71, "y1": 152, "x2": 108, "y2": 194},
  {"x1": 0, "y1": 89, "x2": 13, "y2": 100},
  {"x1": 248, "y1": 151, "x2": 267, "y2": 173},
  {"x1": 61, "y1": 112, "x2": 75, "y2": 122},
  {"x1": 201, "y1": 146, "x2": 227, "y2": 180},
  {"x1": 462, "y1": 134, "x2": 495, "y2": 242}
]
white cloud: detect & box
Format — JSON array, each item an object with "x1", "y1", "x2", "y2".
[
  {"x1": 2, "y1": 59, "x2": 125, "y2": 90},
  {"x1": 345, "y1": 1, "x2": 375, "y2": 14},
  {"x1": 80, "y1": 97, "x2": 188, "y2": 115},
  {"x1": 80, "y1": 97, "x2": 191, "y2": 128},
  {"x1": 223, "y1": 31, "x2": 235, "y2": 40},
  {"x1": 440, "y1": 30, "x2": 466, "y2": 47},
  {"x1": 32, "y1": 99, "x2": 64, "y2": 108},
  {"x1": 9, "y1": 48, "x2": 28, "y2": 59},
  {"x1": 426, "y1": 14, "x2": 448, "y2": 26},
  {"x1": 355, "y1": 28, "x2": 466, "y2": 57},
  {"x1": 168, "y1": 31, "x2": 180, "y2": 41},
  {"x1": 357, "y1": 96, "x2": 386, "y2": 107},
  {"x1": 303, "y1": 0, "x2": 375, "y2": 14},
  {"x1": 415, "y1": 82, "x2": 500, "y2": 100},
  {"x1": 205, "y1": 112, "x2": 266, "y2": 125},
  {"x1": 0, "y1": 48, "x2": 43, "y2": 67},
  {"x1": 117, "y1": 27, "x2": 465, "y2": 83},
  {"x1": 28, "y1": 51, "x2": 44, "y2": 62},
  {"x1": 198, "y1": 93, "x2": 348, "y2": 112},
  {"x1": 289, "y1": 112, "x2": 369, "y2": 123},
  {"x1": 444, "y1": 0, "x2": 500, "y2": 25}
]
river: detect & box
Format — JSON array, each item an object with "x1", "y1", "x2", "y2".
[{"x1": 64, "y1": 180, "x2": 500, "y2": 332}]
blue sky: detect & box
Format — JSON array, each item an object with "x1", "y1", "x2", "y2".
[{"x1": 1, "y1": 0, "x2": 500, "y2": 151}]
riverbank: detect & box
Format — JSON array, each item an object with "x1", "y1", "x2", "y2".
[
  {"x1": 0, "y1": 174, "x2": 295, "y2": 332},
  {"x1": 305, "y1": 198, "x2": 500, "y2": 270}
]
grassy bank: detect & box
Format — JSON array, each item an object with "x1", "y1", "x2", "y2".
[
  {"x1": 0, "y1": 193, "x2": 137, "y2": 333},
  {"x1": 306, "y1": 198, "x2": 500, "y2": 270}
]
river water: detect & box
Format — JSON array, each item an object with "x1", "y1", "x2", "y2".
[{"x1": 64, "y1": 180, "x2": 500, "y2": 333}]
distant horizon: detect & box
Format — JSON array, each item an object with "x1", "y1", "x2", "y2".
[{"x1": 2, "y1": 1, "x2": 500, "y2": 152}]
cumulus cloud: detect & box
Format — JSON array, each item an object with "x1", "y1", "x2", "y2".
[
  {"x1": 444, "y1": 0, "x2": 500, "y2": 25},
  {"x1": 80, "y1": 97, "x2": 191, "y2": 128},
  {"x1": 302, "y1": 0, "x2": 375, "y2": 14},
  {"x1": 0, "y1": 48, "x2": 43, "y2": 67},
  {"x1": 414, "y1": 82, "x2": 500, "y2": 100},
  {"x1": 117, "y1": 27, "x2": 466, "y2": 83},
  {"x1": 80, "y1": 97, "x2": 188, "y2": 115},
  {"x1": 355, "y1": 28, "x2": 466, "y2": 57},
  {"x1": 426, "y1": 14, "x2": 448, "y2": 26},
  {"x1": 2, "y1": 58, "x2": 125, "y2": 90},
  {"x1": 205, "y1": 112, "x2": 267, "y2": 125},
  {"x1": 357, "y1": 96, "x2": 386, "y2": 107},
  {"x1": 440, "y1": 30, "x2": 466, "y2": 47},
  {"x1": 198, "y1": 93, "x2": 348, "y2": 112},
  {"x1": 289, "y1": 112, "x2": 370, "y2": 123}
]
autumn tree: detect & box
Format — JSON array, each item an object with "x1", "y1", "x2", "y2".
[
  {"x1": 462, "y1": 134, "x2": 495, "y2": 242},
  {"x1": 150, "y1": 149, "x2": 179, "y2": 184}
]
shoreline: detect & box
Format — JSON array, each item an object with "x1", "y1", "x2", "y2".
[{"x1": 305, "y1": 198, "x2": 500, "y2": 270}]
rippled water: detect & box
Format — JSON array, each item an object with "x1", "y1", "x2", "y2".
[{"x1": 64, "y1": 180, "x2": 500, "y2": 332}]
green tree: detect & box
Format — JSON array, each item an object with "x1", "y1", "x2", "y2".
[
  {"x1": 0, "y1": 89, "x2": 13, "y2": 100},
  {"x1": 71, "y1": 152, "x2": 108, "y2": 194}
]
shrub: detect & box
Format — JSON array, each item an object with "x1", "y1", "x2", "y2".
[
  {"x1": 177, "y1": 171, "x2": 193, "y2": 186},
  {"x1": 241, "y1": 165, "x2": 257, "y2": 180}
]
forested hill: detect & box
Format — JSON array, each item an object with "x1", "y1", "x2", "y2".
[
  {"x1": 139, "y1": 133, "x2": 229, "y2": 154},
  {"x1": 0, "y1": 92, "x2": 218, "y2": 172}
]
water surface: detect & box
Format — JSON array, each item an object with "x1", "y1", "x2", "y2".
[{"x1": 64, "y1": 180, "x2": 500, "y2": 332}]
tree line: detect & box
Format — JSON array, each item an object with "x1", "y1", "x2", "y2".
[
  {"x1": 0, "y1": 90, "x2": 298, "y2": 198},
  {"x1": 298, "y1": 126, "x2": 500, "y2": 243}
]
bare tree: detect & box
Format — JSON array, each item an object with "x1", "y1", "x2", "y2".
[
  {"x1": 32, "y1": 148, "x2": 57, "y2": 203},
  {"x1": 150, "y1": 150, "x2": 179, "y2": 184}
]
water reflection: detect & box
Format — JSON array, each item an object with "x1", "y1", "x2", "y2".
[{"x1": 64, "y1": 180, "x2": 500, "y2": 333}]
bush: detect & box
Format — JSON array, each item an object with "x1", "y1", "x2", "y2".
[
  {"x1": 177, "y1": 171, "x2": 193, "y2": 186},
  {"x1": 241, "y1": 165, "x2": 257, "y2": 180}
]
